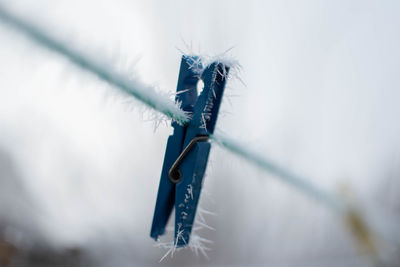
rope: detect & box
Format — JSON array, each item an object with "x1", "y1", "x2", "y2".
[
  {"x1": 0, "y1": 4, "x2": 343, "y2": 213},
  {"x1": 0, "y1": 6, "x2": 385, "y2": 261},
  {"x1": 0, "y1": 5, "x2": 189, "y2": 125}
]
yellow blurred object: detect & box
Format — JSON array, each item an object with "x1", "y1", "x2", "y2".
[{"x1": 345, "y1": 208, "x2": 377, "y2": 257}]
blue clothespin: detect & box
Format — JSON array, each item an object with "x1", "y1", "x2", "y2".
[{"x1": 151, "y1": 55, "x2": 229, "y2": 247}]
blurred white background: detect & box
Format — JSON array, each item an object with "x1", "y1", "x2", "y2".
[{"x1": 0, "y1": 0, "x2": 399, "y2": 266}]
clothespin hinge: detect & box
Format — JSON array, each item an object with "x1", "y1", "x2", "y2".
[{"x1": 168, "y1": 135, "x2": 209, "y2": 184}]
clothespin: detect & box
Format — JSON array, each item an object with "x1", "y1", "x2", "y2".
[{"x1": 151, "y1": 55, "x2": 229, "y2": 247}]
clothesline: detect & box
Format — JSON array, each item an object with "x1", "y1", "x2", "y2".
[
  {"x1": 0, "y1": 5, "x2": 343, "y2": 213},
  {"x1": 0, "y1": 4, "x2": 380, "y2": 261}
]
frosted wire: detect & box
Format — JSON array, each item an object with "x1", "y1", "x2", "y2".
[
  {"x1": 0, "y1": 5, "x2": 345, "y2": 214},
  {"x1": 0, "y1": 5, "x2": 190, "y2": 125}
]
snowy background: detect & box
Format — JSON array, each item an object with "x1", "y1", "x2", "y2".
[{"x1": 0, "y1": 0, "x2": 399, "y2": 266}]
